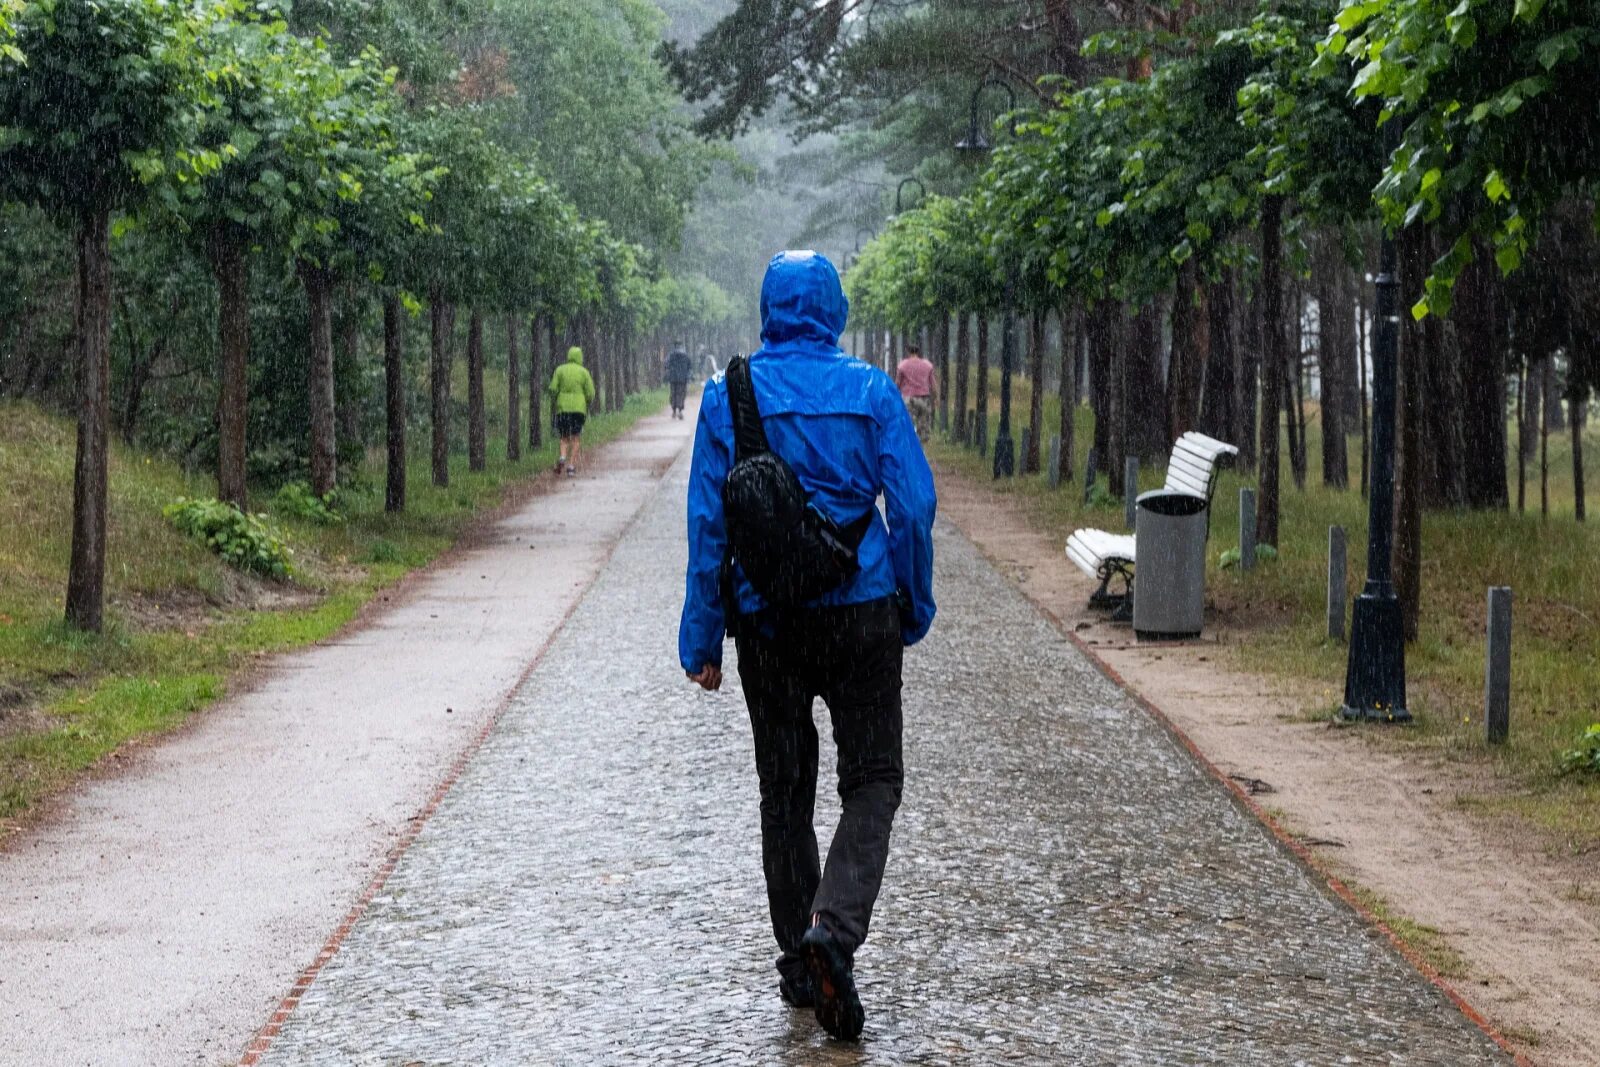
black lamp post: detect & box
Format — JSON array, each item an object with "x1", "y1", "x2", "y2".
[
  {"x1": 954, "y1": 77, "x2": 1019, "y2": 478},
  {"x1": 1341, "y1": 120, "x2": 1409, "y2": 723},
  {"x1": 894, "y1": 177, "x2": 926, "y2": 215},
  {"x1": 852, "y1": 226, "x2": 875, "y2": 362}
]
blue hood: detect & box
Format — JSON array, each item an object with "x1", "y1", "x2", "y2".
[{"x1": 759, "y1": 250, "x2": 849, "y2": 350}]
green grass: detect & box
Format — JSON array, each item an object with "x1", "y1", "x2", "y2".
[
  {"x1": 931, "y1": 366, "x2": 1600, "y2": 852},
  {"x1": 0, "y1": 379, "x2": 668, "y2": 824}
]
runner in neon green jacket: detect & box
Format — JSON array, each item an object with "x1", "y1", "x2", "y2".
[{"x1": 548, "y1": 346, "x2": 596, "y2": 476}]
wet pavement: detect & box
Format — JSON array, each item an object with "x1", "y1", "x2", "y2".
[{"x1": 260, "y1": 453, "x2": 1507, "y2": 1065}]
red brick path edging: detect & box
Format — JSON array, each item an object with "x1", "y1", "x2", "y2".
[{"x1": 984, "y1": 544, "x2": 1533, "y2": 1066}]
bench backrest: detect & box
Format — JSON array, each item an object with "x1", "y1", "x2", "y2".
[{"x1": 1162, "y1": 431, "x2": 1239, "y2": 502}]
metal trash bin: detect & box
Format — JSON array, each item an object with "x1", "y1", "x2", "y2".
[{"x1": 1132, "y1": 490, "x2": 1209, "y2": 640}]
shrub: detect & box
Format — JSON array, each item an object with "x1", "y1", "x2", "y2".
[
  {"x1": 1560, "y1": 724, "x2": 1600, "y2": 775},
  {"x1": 273, "y1": 481, "x2": 345, "y2": 525},
  {"x1": 163, "y1": 498, "x2": 293, "y2": 580}
]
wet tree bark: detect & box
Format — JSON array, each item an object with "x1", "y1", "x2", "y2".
[
  {"x1": 975, "y1": 315, "x2": 991, "y2": 454},
  {"x1": 1127, "y1": 302, "x2": 1167, "y2": 462},
  {"x1": 1256, "y1": 195, "x2": 1286, "y2": 548},
  {"x1": 383, "y1": 293, "x2": 406, "y2": 513},
  {"x1": 1396, "y1": 228, "x2": 1427, "y2": 641},
  {"x1": 1108, "y1": 307, "x2": 1129, "y2": 496},
  {"x1": 300, "y1": 261, "x2": 338, "y2": 498},
  {"x1": 1058, "y1": 305, "x2": 1078, "y2": 483},
  {"x1": 467, "y1": 309, "x2": 486, "y2": 472},
  {"x1": 1455, "y1": 251, "x2": 1509, "y2": 509},
  {"x1": 1515, "y1": 362, "x2": 1527, "y2": 513},
  {"x1": 954, "y1": 312, "x2": 971, "y2": 443},
  {"x1": 1088, "y1": 300, "x2": 1115, "y2": 478},
  {"x1": 1025, "y1": 308, "x2": 1046, "y2": 474},
  {"x1": 1317, "y1": 270, "x2": 1350, "y2": 490},
  {"x1": 1574, "y1": 399, "x2": 1587, "y2": 521},
  {"x1": 336, "y1": 282, "x2": 362, "y2": 460},
  {"x1": 529, "y1": 314, "x2": 544, "y2": 451},
  {"x1": 1286, "y1": 288, "x2": 1307, "y2": 491},
  {"x1": 937, "y1": 313, "x2": 952, "y2": 433},
  {"x1": 506, "y1": 314, "x2": 521, "y2": 463},
  {"x1": 1167, "y1": 261, "x2": 1206, "y2": 442},
  {"x1": 65, "y1": 207, "x2": 112, "y2": 632},
  {"x1": 430, "y1": 289, "x2": 453, "y2": 488},
  {"x1": 209, "y1": 228, "x2": 251, "y2": 510}
]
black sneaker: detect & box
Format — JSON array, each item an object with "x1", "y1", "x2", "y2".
[
  {"x1": 800, "y1": 922, "x2": 864, "y2": 1040},
  {"x1": 778, "y1": 974, "x2": 814, "y2": 1009}
]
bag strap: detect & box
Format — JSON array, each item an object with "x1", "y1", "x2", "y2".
[{"x1": 726, "y1": 355, "x2": 769, "y2": 461}]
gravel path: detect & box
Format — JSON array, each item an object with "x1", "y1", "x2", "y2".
[
  {"x1": 259, "y1": 453, "x2": 1507, "y2": 1066},
  {"x1": 0, "y1": 411, "x2": 693, "y2": 1067}
]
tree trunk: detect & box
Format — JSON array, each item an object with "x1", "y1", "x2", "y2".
[
  {"x1": 937, "y1": 313, "x2": 951, "y2": 433},
  {"x1": 1574, "y1": 399, "x2": 1587, "y2": 522},
  {"x1": 1108, "y1": 306, "x2": 1129, "y2": 496},
  {"x1": 976, "y1": 315, "x2": 991, "y2": 454},
  {"x1": 1256, "y1": 195, "x2": 1285, "y2": 548},
  {"x1": 1396, "y1": 227, "x2": 1427, "y2": 642},
  {"x1": 1168, "y1": 261, "x2": 1207, "y2": 442},
  {"x1": 1454, "y1": 250, "x2": 1509, "y2": 509},
  {"x1": 430, "y1": 290, "x2": 453, "y2": 487},
  {"x1": 505, "y1": 314, "x2": 521, "y2": 462},
  {"x1": 384, "y1": 292, "x2": 406, "y2": 513},
  {"x1": 65, "y1": 207, "x2": 112, "y2": 632},
  {"x1": 529, "y1": 314, "x2": 545, "y2": 450},
  {"x1": 209, "y1": 229, "x2": 251, "y2": 509},
  {"x1": 1318, "y1": 271, "x2": 1350, "y2": 490},
  {"x1": 1544, "y1": 356, "x2": 1565, "y2": 430},
  {"x1": 954, "y1": 312, "x2": 971, "y2": 442},
  {"x1": 336, "y1": 282, "x2": 362, "y2": 458},
  {"x1": 1128, "y1": 302, "x2": 1166, "y2": 461},
  {"x1": 467, "y1": 308, "x2": 486, "y2": 472},
  {"x1": 1025, "y1": 308, "x2": 1046, "y2": 474},
  {"x1": 1516, "y1": 363, "x2": 1527, "y2": 512},
  {"x1": 1089, "y1": 301, "x2": 1115, "y2": 476},
  {"x1": 1058, "y1": 305, "x2": 1078, "y2": 483},
  {"x1": 1541, "y1": 365, "x2": 1551, "y2": 517},
  {"x1": 300, "y1": 261, "x2": 338, "y2": 498}
]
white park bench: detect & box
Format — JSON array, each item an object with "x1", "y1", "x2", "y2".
[{"x1": 1065, "y1": 431, "x2": 1239, "y2": 617}]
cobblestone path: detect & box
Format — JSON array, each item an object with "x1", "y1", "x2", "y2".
[{"x1": 260, "y1": 455, "x2": 1507, "y2": 1066}]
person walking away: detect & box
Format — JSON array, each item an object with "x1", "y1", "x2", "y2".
[
  {"x1": 548, "y1": 345, "x2": 595, "y2": 476},
  {"x1": 679, "y1": 250, "x2": 937, "y2": 1042},
  {"x1": 666, "y1": 342, "x2": 692, "y2": 420},
  {"x1": 894, "y1": 343, "x2": 937, "y2": 440}
]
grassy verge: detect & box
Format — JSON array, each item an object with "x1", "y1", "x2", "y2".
[
  {"x1": 929, "y1": 370, "x2": 1600, "y2": 853},
  {"x1": 0, "y1": 386, "x2": 667, "y2": 824}
]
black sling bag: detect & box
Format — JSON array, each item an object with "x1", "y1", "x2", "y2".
[{"x1": 719, "y1": 356, "x2": 872, "y2": 631}]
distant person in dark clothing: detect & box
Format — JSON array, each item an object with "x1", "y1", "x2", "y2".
[
  {"x1": 679, "y1": 251, "x2": 937, "y2": 1042},
  {"x1": 666, "y1": 343, "x2": 692, "y2": 420}
]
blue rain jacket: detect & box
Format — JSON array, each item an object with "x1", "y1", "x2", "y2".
[{"x1": 678, "y1": 251, "x2": 937, "y2": 673}]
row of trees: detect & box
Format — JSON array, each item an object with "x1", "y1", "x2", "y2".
[
  {"x1": 843, "y1": 0, "x2": 1599, "y2": 639},
  {"x1": 0, "y1": 0, "x2": 737, "y2": 632}
]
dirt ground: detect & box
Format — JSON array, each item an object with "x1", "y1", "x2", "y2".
[{"x1": 935, "y1": 463, "x2": 1600, "y2": 1067}]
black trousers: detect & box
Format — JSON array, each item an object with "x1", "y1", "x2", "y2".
[
  {"x1": 669, "y1": 380, "x2": 688, "y2": 410},
  {"x1": 734, "y1": 597, "x2": 904, "y2": 982}
]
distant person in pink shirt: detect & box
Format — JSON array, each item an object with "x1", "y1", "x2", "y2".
[{"x1": 894, "y1": 345, "x2": 937, "y2": 440}]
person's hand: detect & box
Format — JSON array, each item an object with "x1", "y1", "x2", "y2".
[{"x1": 687, "y1": 665, "x2": 723, "y2": 691}]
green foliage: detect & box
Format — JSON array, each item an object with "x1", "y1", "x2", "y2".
[
  {"x1": 163, "y1": 497, "x2": 292, "y2": 580},
  {"x1": 1559, "y1": 725, "x2": 1600, "y2": 775},
  {"x1": 272, "y1": 481, "x2": 344, "y2": 526}
]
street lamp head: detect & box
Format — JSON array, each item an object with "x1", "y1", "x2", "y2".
[{"x1": 955, "y1": 122, "x2": 991, "y2": 158}]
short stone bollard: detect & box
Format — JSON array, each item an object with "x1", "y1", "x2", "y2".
[
  {"x1": 1124, "y1": 457, "x2": 1139, "y2": 530},
  {"x1": 1048, "y1": 434, "x2": 1063, "y2": 489},
  {"x1": 1327, "y1": 526, "x2": 1347, "y2": 641},
  {"x1": 1240, "y1": 487, "x2": 1257, "y2": 571},
  {"x1": 1485, "y1": 586, "x2": 1512, "y2": 744},
  {"x1": 977, "y1": 411, "x2": 988, "y2": 456}
]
